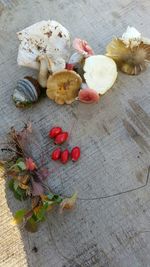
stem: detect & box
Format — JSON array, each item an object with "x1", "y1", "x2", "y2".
[{"x1": 37, "y1": 55, "x2": 52, "y2": 88}]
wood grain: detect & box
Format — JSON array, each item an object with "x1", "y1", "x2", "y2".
[{"x1": 0, "y1": 0, "x2": 150, "y2": 266}]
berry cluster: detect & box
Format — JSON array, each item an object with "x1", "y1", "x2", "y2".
[{"x1": 49, "y1": 127, "x2": 80, "y2": 164}]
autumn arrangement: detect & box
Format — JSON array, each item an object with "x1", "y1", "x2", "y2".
[
  {"x1": 1, "y1": 20, "x2": 150, "y2": 232},
  {"x1": 1, "y1": 123, "x2": 79, "y2": 232}
]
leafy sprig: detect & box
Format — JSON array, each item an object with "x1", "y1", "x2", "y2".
[{"x1": 1, "y1": 123, "x2": 77, "y2": 232}]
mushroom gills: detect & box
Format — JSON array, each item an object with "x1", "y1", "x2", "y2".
[
  {"x1": 46, "y1": 70, "x2": 82, "y2": 105},
  {"x1": 106, "y1": 26, "x2": 150, "y2": 75},
  {"x1": 84, "y1": 55, "x2": 117, "y2": 94}
]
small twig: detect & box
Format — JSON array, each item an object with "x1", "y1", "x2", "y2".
[
  {"x1": 77, "y1": 166, "x2": 150, "y2": 201},
  {"x1": 0, "y1": 146, "x2": 24, "y2": 157}
]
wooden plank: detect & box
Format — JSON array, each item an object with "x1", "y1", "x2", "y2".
[{"x1": 0, "y1": 0, "x2": 150, "y2": 266}]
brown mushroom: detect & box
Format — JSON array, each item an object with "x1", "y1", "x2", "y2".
[{"x1": 46, "y1": 70, "x2": 82, "y2": 105}]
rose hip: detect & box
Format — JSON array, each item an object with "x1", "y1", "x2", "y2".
[
  {"x1": 51, "y1": 148, "x2": 61, "y2": 161},
  {"x1": 49, "y1": 127, "x2": 62, "y2": 138},
  {"x1": 71, "y1": 147, "x2": 80, "y2": 162},
  {"x1": 66, "y1": 63, "x2": 74, "y2": 70},
  {"x1": 54, "y1": 132, "x2": 68, "y2": 145},
  {"x1": 61, "y1": 149, "x2": 69, "y2": 164}
]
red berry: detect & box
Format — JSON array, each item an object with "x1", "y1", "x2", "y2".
[
  {"x1": 66, "y1": 63, "x2": 74, "y2": 70},
  {"x1": 54, "y1": 132, "x2": 68, "y2": 145},
  {"x1": 51, "y1": 148, "x2": 61, "y2": 160},
  {"x1": 49, "y1": 127, "x2": 62, "y2": 138},
  {"x1": 71, "y1": 147, "x2": 80, "y2": 162},
  {"x1": 61, "y1": 149, "x2": 69, "y2": 164}
]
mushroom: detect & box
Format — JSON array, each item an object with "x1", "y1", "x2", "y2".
[
  {"x1": 73, "y1": 38, "x2": 94, "y2": 57},
  {"x1": 78, "y1": 88, "x2": 100, "y2": 103},
  {"x1": 46, "y1": 70, "x2": 82, "y2": 105},
  {"x1": 66, "y1": 38, "x2": 94, "y2": 75},
  {"x1": 83, "y1": 55, "x2": 118, "y2": 95},
  {"x1": 106, "y1": 26, "x2": 150, "y2": 75},
  {"x1": 17, "y1": 20, "x2": 71, "y2": 84}
]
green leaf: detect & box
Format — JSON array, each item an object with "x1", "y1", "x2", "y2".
[
  {"x1": 13, "y1": 190, "x2": 23, "y2": 200},
  {"x1": 43, "y1": 202, "x2": 49, "y2": 209},
  {"x1": 32, "y1": 213, "x2": 38, "y2": 222},
  {"x1": 16, "y1": 158, "x2": 24, "y2": 164},
  {"x1": 14, "y1": 180, "x2": 19, "y2": 191},
  {"x1": 8, "y1": 179, "x2": 27, "y2": 201},
  {"x1": 46, "y1": 193, "x2": 63, "y2": 203},
  {"x1": 17, "y1": 161, "x2": 26, "y2": 171},
  {"x1": 12, "y1": 209, "x2": 26, "y2": 225},
  {"x1": 15, "y1": 186, "x2": 27, "y2": 201},
  {"x1": 36, "y1": 203, "x2": 49, "y2": 222},
  {"x1": 14, "y1": 190, "x2": 25, "y2": 201},
  {"x1": 25, "y1": 217, "x2": 38, "y2": 233},
  {"x1": 36, "y1": 207, "x2": 46, "y2": 222},
  {"x1": 47, "y1": 193, "x2": 54, "y2": 200},
  {"x1": 8, "y1": 179, "x2": 14, "y2": 190},
  {"x1": 53, "y1": 195, "x2": 63, "y2": 204}
]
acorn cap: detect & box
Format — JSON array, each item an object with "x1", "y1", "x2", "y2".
[{"x1": 46, "y1": 70, "x2": 82, "y2": 105}]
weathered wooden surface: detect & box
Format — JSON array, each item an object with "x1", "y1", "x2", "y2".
[{"x1": 0, "y1": 0, "x2": 150, "y2": 266}]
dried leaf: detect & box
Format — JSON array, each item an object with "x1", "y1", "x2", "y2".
[
  {"x1": 32, "y1": 180, "x2": 44, "y2": 196},
  {"x1": 60, "y1": 192, "x2": 77, "y2": 213},
  {"x1": 17, "y1": 174, "x2": 30, "y2": 184},
  {"x1": 25, "y1": 217, "x2": 38, "y2": 233},
  {"x1": 46, "y1": 202, "x2": 54, "y2": 211},
  {"x1": 9, "y1": 127, "x2": 24, "y2": 157},
  {"x1": 19, "y1": 182, "x2": 29, "y2": 190},
  {"x1": 38, "y1": 167, "x2": 49, "y2": 180},
  {"x1": 0, "y1": 160, "x2": 6, "y2": 166},
  {"x1": 31, "y1": 196, "x2": 40, "y2": 209}
]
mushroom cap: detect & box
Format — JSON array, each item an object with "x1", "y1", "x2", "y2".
[
  {"x1": 106, "y1": 38, "x2": 150, "y2": 75},
  {"x1": 84, "y1": 55, "x2": 117, "y2": 95},
  {"x1": 17, "y1": 20, "x2": 71, "y2": 72},
  {"x1": 78, "y1": 88, "x2": 100, "y2": 103},
  {"x1": 121, "y1": 26, "x2": 141, "y2": 47},
  {"x1": 46, "y1": 70, "x2": 82, "y2": 105}
]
